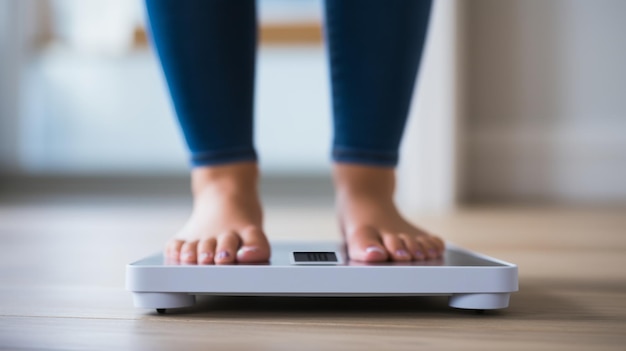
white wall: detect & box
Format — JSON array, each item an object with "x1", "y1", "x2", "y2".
[
  {"x1": 8, "y1": 0, "x2": 625, "y2": 206},
  {"x1": 462, "y1": 0, "x2": 626, "y2": 203}
]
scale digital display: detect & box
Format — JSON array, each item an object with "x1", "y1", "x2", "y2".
[{"x1": 293, "y1": 252, "x2": 338, "y2": 263}]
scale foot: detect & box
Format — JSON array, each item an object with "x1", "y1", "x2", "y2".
[
  {"x1": 133, "y1": 292, "x2": 196, "y2": 310},
  {"x1": 156, "y1": 308, "x2": 166, "y2": 314},
  {"x1": 449, "y1": 293, "x2": 510, "y2": 310}
]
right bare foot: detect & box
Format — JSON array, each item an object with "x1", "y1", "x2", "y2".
[{"x1": 165, "y1": 162, "x2": 270, "y2": 264}]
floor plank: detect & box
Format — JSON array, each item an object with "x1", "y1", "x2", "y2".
[{"x1": 0, "y1": 199, "x2": 624, "y2": 350}]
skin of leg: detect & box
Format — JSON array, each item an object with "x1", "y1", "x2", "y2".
[
  {"x1": 165, "y1": 162, "x2": 271, "y2": 264},
  {"x1": 333, "y1": 164, "x2": 445, "y2": 262}
]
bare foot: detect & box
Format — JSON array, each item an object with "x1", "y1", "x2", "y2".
[
  {"x1": 334, "y1": 164, "x2": 445, "y2": 262},
  {"x1": 165, "y1": 162, "x2": 270, "y2": 264}
]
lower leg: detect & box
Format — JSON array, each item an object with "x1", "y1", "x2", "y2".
[
  {"x1": 146, "y1": 0, "x2": 258, "y2": 166},
  {"x1": 325, "y1": 0, "x2": 433, "y2": 167},
  {"x1": 146, "y1": 1, "x2": 269, "y2": 263},
  {"x1": 325, "y1": 0, "x2": 443, "y2": 261}
]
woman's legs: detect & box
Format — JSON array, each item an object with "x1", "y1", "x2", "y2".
[
  {"x1": 146, "y1": 0, "x2": 270, "y2": 264},
  {"x1": 325, "y1": 0, "x2": 444, "y2": 261},
  {"x1": 148, "y1": 0, "x2": 444, "y2": 264}
]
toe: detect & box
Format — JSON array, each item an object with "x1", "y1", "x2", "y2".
[
  {"x1": 416, "y1": 228, "x2": 445, "y2": 257},
  {"x1": 430, "y1": 235, "x2": 446, "y2": 256},
  {"x1": 346, "y1": 227, "x2": 388, "y2": 262},
  {"x1": 399, "y1": 234, "x2": 425, "y2": 261},
  {"x1": 236, "y1": 226, "x2": 271, "y2": 263},
  {"x1": 416, "y1": 236, "x2": 439, "y2": 260},
  {"x1": 165, "y1": 239, "x2": 184, "y2": 260},
  {"x1": 197, "y1": 238, "x2": 216, "y2": 265},
  {"x1": 382, "y1": 233, "x2": 412, "y2": 262},
  {"x1": 215, "y1": 231, "x2": 240, "y2": 264},
  {"x1": 180, "y1": 241, "x2": 199, "y2": 264}
]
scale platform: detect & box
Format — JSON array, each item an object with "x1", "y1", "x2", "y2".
[{"x1": 126, "y1": 241, "x2": 518, "y2": 314}]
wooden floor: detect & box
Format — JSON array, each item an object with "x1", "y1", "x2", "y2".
[{"x1": 0, "y1": 195, "x2": 625, "y2": 350}]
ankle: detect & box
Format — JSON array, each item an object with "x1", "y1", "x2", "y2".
[
  {"x1": 332, "y1": 163, "x2": 396, "y2": 202},
  {"x1": 191, "y1": 162, "x2": 259, "y2": 197}
]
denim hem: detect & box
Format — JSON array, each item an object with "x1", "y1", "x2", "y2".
[
  {"x1": 332, "y1": 147, "x2": 398, "y2": 167},
  {"x1": 190, "y1": 147, "x2": 258, "y2": 167}
]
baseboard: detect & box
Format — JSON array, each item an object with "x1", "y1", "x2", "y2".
[
  {"x1": 464, "y1": 126, "x2": 626, "y2": 203},
  {"x1": 0, "y1": 174, "x2": 335, "y2": 206}
]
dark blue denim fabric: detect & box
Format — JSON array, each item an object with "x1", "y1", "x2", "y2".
[{"x1": 146, "y1": 0, "x2": 432, "y2": 167}]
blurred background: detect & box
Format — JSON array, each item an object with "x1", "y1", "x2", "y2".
[{"x1": 1, "y1": 0, "x2": 625, "y2": 211}]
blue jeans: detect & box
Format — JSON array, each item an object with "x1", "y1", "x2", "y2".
[{"x1": 146, "y1": 0, "x2": 432, "y2": 167}]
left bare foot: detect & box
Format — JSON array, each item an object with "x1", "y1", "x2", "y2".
[{"x1": 333, "y1": 163, "x2": 445, "y2": 262}]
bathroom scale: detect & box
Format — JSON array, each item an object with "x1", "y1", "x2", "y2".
[{"x1": 126, "y1": 241, "x2": 518, "y2": 314}]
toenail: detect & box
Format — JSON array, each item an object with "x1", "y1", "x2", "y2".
[
  {"x1": 181, "y1": 251, "x2": 192, "y2": 260},
  {"x1": 365, "y1": 246, "x2": 386, "y2": 255},
  {"x1": 237, "y1": 246, "x2": 258, "y2": 256},
  {"x1": 428, "y1": 249, "x2": 437, "y2": 257},
  {"x1": 216, "y1": 251, "x2": 230, "y2": 259},
  {"x1": 415, "y1": 251, "x2": 425, "y2": 259},
  {"x1": 198, "y1": 252, "x2": 211, "y2": 261},
  {"x1": 396, "y1": 249, "x2": 409, "y2": 257}
]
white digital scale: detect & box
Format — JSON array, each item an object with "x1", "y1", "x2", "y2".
[{"x1": 126, "y1": 241, "x2": 518, "y2": 314}]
